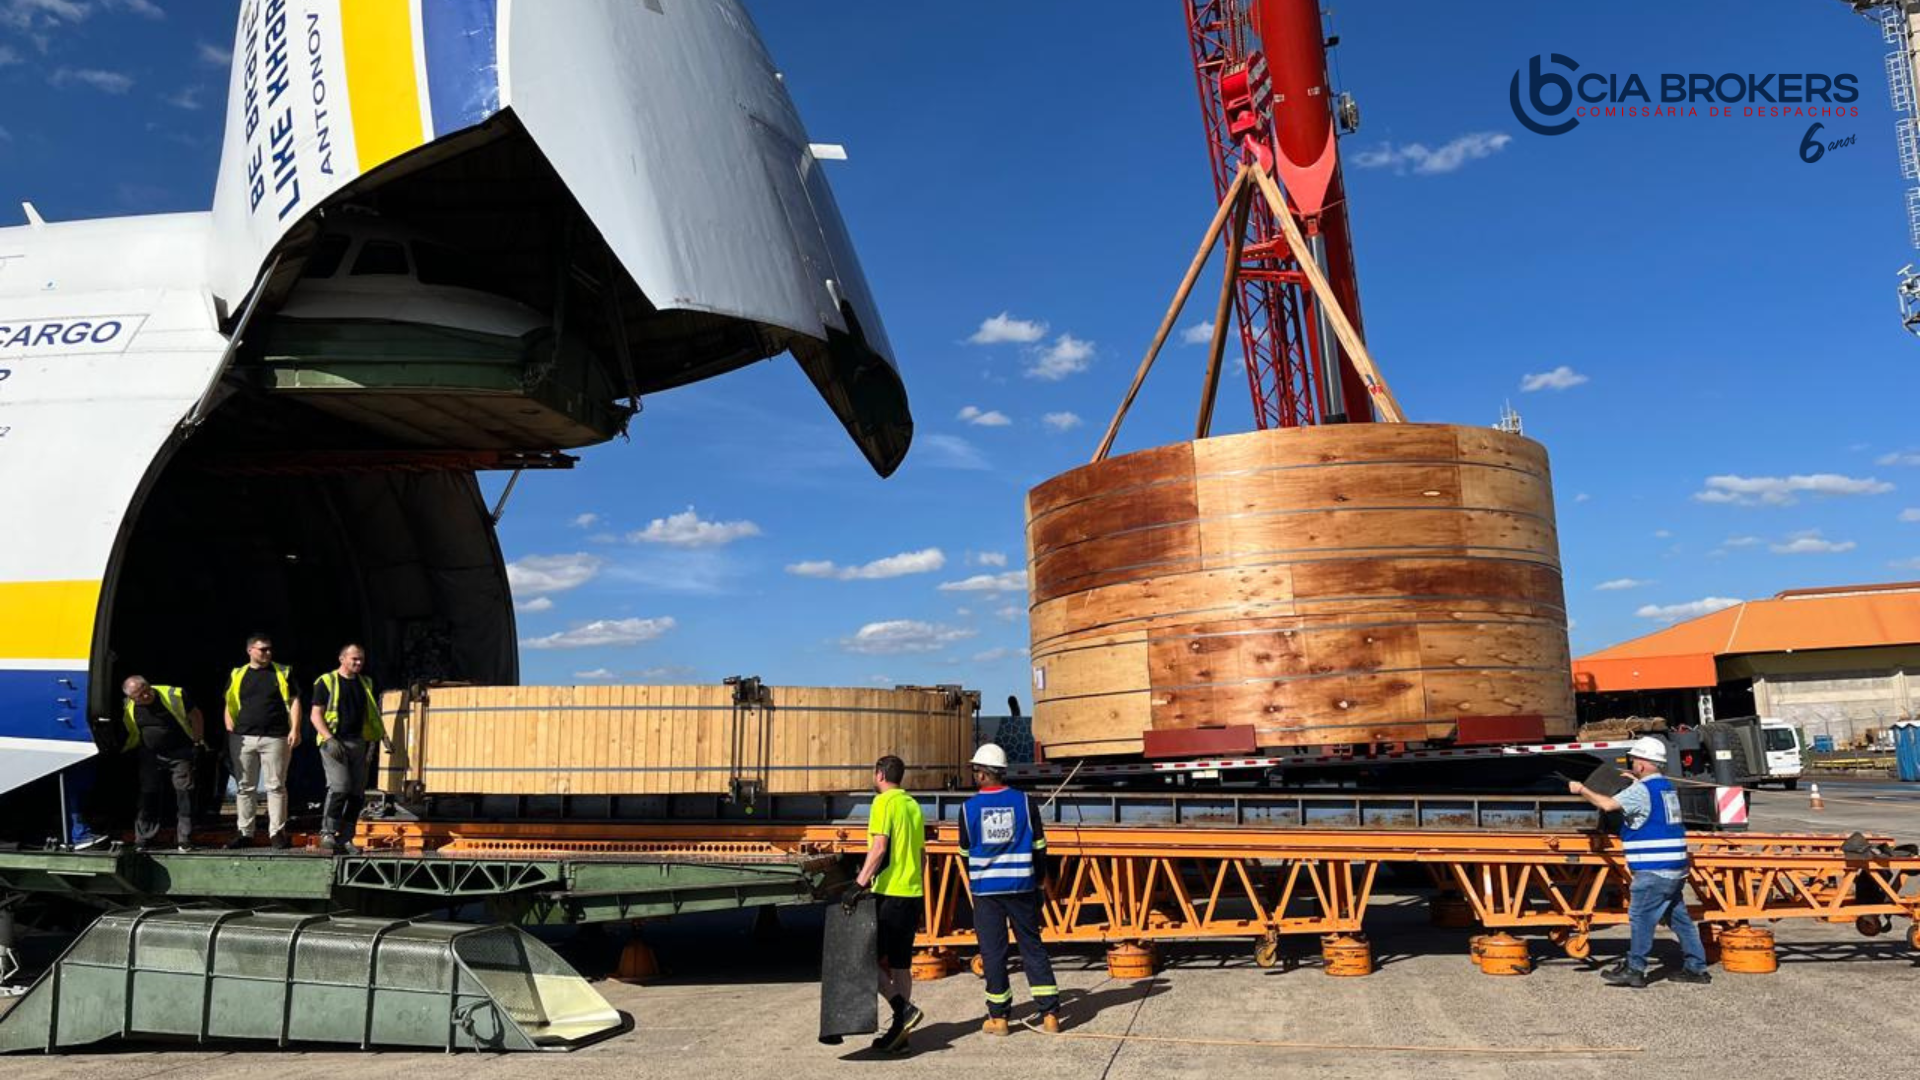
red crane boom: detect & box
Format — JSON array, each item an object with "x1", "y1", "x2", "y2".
[{"x1": 1185, "y1": 0, "x2": 1373, "y2": 428}]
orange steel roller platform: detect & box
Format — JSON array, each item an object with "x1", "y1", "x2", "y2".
[{"x1": 357, "y1": 816, "x2": 1920, "y2": 978}]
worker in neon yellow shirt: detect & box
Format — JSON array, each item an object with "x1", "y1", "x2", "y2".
[{"x1": 852, "y1": 754, "x2": 926, "y2": 1053}]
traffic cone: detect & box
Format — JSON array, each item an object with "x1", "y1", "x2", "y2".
[{"x1": 1809, "y1": 782, "x2": 1825, "y2": 811}]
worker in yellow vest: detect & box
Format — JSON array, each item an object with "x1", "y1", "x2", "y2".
[
  {"x1": 223, "y1": 632, "x2": 299, "y2": 850},
  {"x1": 120, "y1": 675, "x2": 207, "y2": 852},
  {"x1": 310, "y1": 643, "x2": 387, "y2": 856}
]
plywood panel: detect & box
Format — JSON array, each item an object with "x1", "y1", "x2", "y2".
[{"x1": 1028, "y1": 424, "x2": 1574, "y2": 760}]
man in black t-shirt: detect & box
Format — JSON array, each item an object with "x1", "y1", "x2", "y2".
[
  {"x1": 310, "y1": 643, "x2": 388, "y2": 855},
  {"x1": 119, "y1": 675, "x2": 206, "y2": 851},
  {"x1": 223, "y1": 633, "x2": 300, "y2": 850}
]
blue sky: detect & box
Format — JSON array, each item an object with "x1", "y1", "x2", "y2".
[{"x1": 5, "y1": 1, "x2": 1919, "y2": 709}]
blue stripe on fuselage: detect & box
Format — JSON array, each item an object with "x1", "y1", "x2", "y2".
[
  {"x1": 422, "y1": 0, "x2": 501, "y2": 139},
  {"x1": 0, "y1": 667, "x2": 92, "y2": 743}
]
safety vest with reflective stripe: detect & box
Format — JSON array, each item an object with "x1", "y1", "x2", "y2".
[
  {"x1": 962, "y1": 786, "x2": 1045, "y2": 895},
  {"x1": 226, "y1": 663, "x2": 292, "y2": 721},
  {"x1": 1620, "y1": 775, "x2": 1690, "y2": 872},
  {"x1": 316, "y1": 671, "x2": 385, "y2": 743},
  {"x1": 121, "y1": 686, "x2": 191, "y2": 752}
]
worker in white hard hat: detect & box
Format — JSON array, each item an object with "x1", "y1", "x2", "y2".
[
  {"x1": 959, "y1": 742, "x2": 1061, "y2": 1035},
  {"x1": 1567, "y1": 736, "x2": 1711, "y2": 988}
]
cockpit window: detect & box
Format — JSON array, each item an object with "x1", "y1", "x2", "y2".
[
  {"x1": 412, "y1": 240, "x2": 497, "y2": 293},
  {"x1": 302, "y1": 234, "x2": 351, "y2": 279},
  {"x1": 351, "y1": 240, "x2": 411, "y2": 277}
]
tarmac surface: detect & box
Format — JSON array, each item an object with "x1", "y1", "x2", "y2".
[{"x1": 4, "y1": 777, "x2": 1918, "y2": 1079}]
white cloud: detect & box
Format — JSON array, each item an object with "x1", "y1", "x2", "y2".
[
  {"x1": 514, "y1": 596, "x2": 554, "y2": 613},
  {"x1": 195, "y1": 40, "x2": 230, "y2": 65},
  {"x1": 957, "y1": 405, "x2": 1012, "y2": 427},
  {"x1": 110, "y1": 0, "x2": 163, "y2": 18},
  {"x1": 1635, "y1": 597, "x2": 1743, "y2": 623},
  {"x1": 1025, "y1": 334, "x2": 1094, "y2": 381},
  {"x1": 787, "y1": 547, "x2": 947, "y2": 581},
  {"x1": 505, "y1": 553, "x2": 602, "y2": 596},
  {"x1": 587, "y1": 532, "x2": 618, "y2": 545},
  {"x1": 1878, "y1": 452, "x2": 1920, "y2": 467},
  {"x1": 162, "y1": 86, "x2": 200, "y2": 110},
  {"x1": 1594, "y1": 578, "x2": 1652, "y2": 591},
  {"x1": 968, "y1": 312, "x2": 1047, "y2": 345},
  {"x1": 1652, "y1": 529, "x2": 1672, "y2": 539},
  {"x1": 1, "y1": 0, "x2": 88, "y2": 31},
  {"x1": 628, "y1": 506, "x2": 761, "y2": 547},
  {"x1": 522, "y1": 616, "x2": 676, "y2": 650},
  {"x1": 972, "y1": 551, "x2": 1009, "y2": 568},
  {"x1": 1902, "y1": 509, "x2": 1920, "y2": 523},
  {"x1": 1352, "y1": 131, "x2": 1512, "y2": 175},
  {"x1": 920, "y1": 433, "x2": 989, "y2": 470},
  {"x1": 631, "y1": 665, "x2": 697, "y2": 683},
  {"x1": 971, "y1": 647, "x2": 1025, "y2": 663},
  {"x1": 1520, "y1": 365, "x2": 1588, "y2": 392},
  {"x1": 1693, "y1": 473, "x2": 1893, "y2": 507},
  {"x1": 841, "y1": 620, "x2": 976, "y2": 655},
  {"x1": 1180, "y1": 320, "x2": 1215, "y2": 345},
  {"x1": 1041, "y1": 411, "x2": 1083, "y2": 432},
  {"x1": 51, "y1": 67, "x2": 133, "y2": 93},
  {"x1": 1769, "y1": 529, "x2": 1856, "y2": 555},
  {"x1": 0, "y1": 44, "x2": 17, "y2": 67},
  {"x1": 1890, "y1": 557, "x2": 1920, "y2": 570},
  {"x1": 995, "y1": 604, "x2": 1021, "y2": 622},
  {"x1": 574, "y1": 668, "x2": 616, "y2": 681},
  {"x1": 571, "y1": 512, "x2": 601, "y2": 529},
  {"x1": 1574, "y1": 493, "x2": 1591, "y2": 503},
  {"x1": 939, "y1": 571, "x2": 1028, "y2": 593},
  {"x1": 1721, "y1": 535, "x2": 1762, "y2": 548}
]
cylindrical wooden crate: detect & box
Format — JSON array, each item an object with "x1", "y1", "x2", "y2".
[
  {"x1": 1026, "y1": 423, "x2": 1572, "y2": 760},
  {"x1": 378, "y1": 683, "x2": 975, "y2": 795}
]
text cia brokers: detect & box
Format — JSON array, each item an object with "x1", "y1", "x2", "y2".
[{"x1": 1559, "y1": 68, "x2": 1859, "y2": 118}]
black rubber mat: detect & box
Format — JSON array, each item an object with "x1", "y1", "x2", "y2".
[{"x1": 818, "y1": 897, "x2": 878, "y2": 1045}]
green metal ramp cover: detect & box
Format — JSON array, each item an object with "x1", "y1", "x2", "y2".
[{"x1": 0, "y1": 907, "x2": 624, "y2": 1053}]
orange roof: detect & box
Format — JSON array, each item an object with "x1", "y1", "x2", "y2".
[{"x1": 1574, "y1": 581, "x2": 1920, "y2": 692}]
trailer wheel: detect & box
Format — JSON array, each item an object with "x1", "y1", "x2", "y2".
[
  {"x1": 1254, "y1": 935, "x2": 1281, "y2": 969},
  {"x1": 1909, "y1": 922, "x2": 1920, "y2": 950},
  {"x1": 1783, "y1": 779, "x2": 1799, "y2": 791}
]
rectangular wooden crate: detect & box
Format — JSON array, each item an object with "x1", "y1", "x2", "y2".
[{"x1": 379, "y1": 683, "x2": 975, "y2": 795}]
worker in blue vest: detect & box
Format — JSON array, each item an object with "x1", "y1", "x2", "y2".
[
  {"x1": 959, "y1": 743, "x2": 1061, "y2": 1034},
  {"x1": 120, "y1": 675, "x2": 208, "y2": 852},
  {"x1": 1567, "y1": 736, "x2": 1712, "y2": 988}
]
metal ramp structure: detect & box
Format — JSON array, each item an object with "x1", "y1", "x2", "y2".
[{"x1": 0, "y1": 908, "x2": 624, "y2": 1054}]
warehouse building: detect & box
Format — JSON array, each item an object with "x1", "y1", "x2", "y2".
[{"x1": 1573, "y1": 581, "x2": 1920, "y2": 748}]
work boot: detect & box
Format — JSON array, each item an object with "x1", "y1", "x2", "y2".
[
  {"x1": 316, "y1": 834, "x2": 337, "y2": 854},
  {"x1": 981, "y1": 1016, "x2": 1010, "y2": 1037},
  {"x1": 1667, "y1": 967, "x2": 1713, "y2": 985},
  {"x1": 71, "y1": 834, "x2": 110, "y2": 852},
  {"x1": 270, "y1": 831, "x2": 293, "y2": 851},
  {"x1": 1040, "y1": 1012, "x2": 1062, "y2": 1034},
  {"x1": 882, "y1": 1004, "x2": 922, "y2": 1053},
  {"x1": 225, "y1": 833, "x2": 252, "y2": 850},
  {"x1": 1601, "y1": 964, "x2": 1647, "y2": 988}
]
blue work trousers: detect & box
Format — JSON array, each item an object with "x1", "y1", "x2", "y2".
[{"x1": 974, "y1": 891, "x2": 1059, "y2": 1019}]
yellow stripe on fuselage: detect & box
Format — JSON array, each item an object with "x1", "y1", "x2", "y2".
[
  {"x1": 342, "y1": 0, "x2": 426, "y2": 174},
  {"x1": 0, "y1": 580, "x2": 99, "y2": 660}
]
